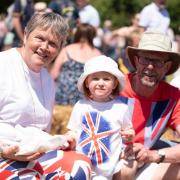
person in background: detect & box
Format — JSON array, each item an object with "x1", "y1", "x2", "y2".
[
  {"x1": 0, "y1": 13, "x2": 8, "y2": 51},
  {"x1": 112, "y1": 13, "x2": 140, "y2": 50},
  {"x1": 2, "y1": 31, "x2": 14, "y2": 51},
  {"x1": 47, "y1": 0, "x2": 62, "y2": 14},
  {"x1": 170, "y1": 68, "x2": 180, "y2": 88},
  {"x1": 0, "y1": 12, "x2": 91, "y2": 179},
  {"x1": 112, "y1": 13, "x2": 140, "y2": 40},
  {"x1": 34, "y1": 1, "x2": 47, "y2": 13},
  {"x1": 65, "y1": 55, "x2": 135, "y2": 179},
  {"x1": 75, "y1": 0, "x2": 102, "y2": 49},
  {"x1": 138, "y1": 0, "x2": 170, "y2": 34},
  {"x1": 115, "y1": 30, "x2": 180, "y2": 180},
  {"x1": 50, "y1": 23, "x2": 101, "y2": 105},
  {"x1": 75, "y1": 0, "x2": 100, "y2": 28},
  {"x1": 47, "y1": 0, "x2": 79, "y2": 30},
  {"x1": 0, "y1": 14, "x2": 14, "y2": 51},
  {"x1": 117, "y1": 30, "x2": 141, "y2": 74},
  {"x1": 12, "y1": 0, "x2": 34, "y2": 47},
  {"x1": 101, "y1": 19, "x2": 119, "y2": 59}
]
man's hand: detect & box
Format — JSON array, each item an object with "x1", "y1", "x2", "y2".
[{"x1": 124, "y1": 143, "x2": 160, "y2": 163}]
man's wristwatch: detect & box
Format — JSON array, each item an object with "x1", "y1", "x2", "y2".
[
  {"x1": 157, "y1": 150, "x2": 165, "y2": 164},
  {"x1": 0, "y1": 147, "x2": 3, "y2": 159}
]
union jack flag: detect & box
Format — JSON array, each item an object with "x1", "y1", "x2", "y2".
[
  {"x1": 0, "y1": 150, "x2": 91, "y2": 180},
  {"x1": 78, "y1": 111, "x2": 118, "y2": 166},
  {"x1": 0, "y1": 159, "x2": 43, "y2": 180},
  {"x1": 144, "y1": 99, "x2": 176, "y2": 147},
  {"x1": 118, "y1": 96, "x2": 176, "y2": 148}
]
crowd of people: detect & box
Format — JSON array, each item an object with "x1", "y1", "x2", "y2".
[{"x1": 0, "y1": 0, "x2": 179, "y2": 179}]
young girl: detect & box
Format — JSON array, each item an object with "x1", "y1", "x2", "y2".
[{"x1": 65, "y1": 55, "x2": 135, "y2": 179}]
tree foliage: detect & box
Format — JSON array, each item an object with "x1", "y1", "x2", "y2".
[
  {"x1": 90, "y1": 0, "x2": 180, "y2": 33},
  {"x1": 1, "y1": 0, "x2": 179, "y2": 33}
]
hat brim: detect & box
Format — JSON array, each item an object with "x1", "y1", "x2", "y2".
[
  {"x1": 126, "y1": 46, "x2": 180, "y2": 75},
  {"x1": 78, "y1": 69, "x2": 125, "y2": 93}
]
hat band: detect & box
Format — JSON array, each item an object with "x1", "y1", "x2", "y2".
[{"x1": 139, "y1": 42, "x2": 172, "y2": 52}]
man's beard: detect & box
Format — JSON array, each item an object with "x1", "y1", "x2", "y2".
[
  {"x1": 140, "y1": 76, "x2": 157, "y2": 87},
  {"x1": 139, "y1": 69, "x2": 163, "y2": 87}
]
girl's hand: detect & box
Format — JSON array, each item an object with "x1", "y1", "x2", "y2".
[
  {"x1": 2, "y1": 145, "x2": 44, "y2": 161},
  {"x1": 120, "y1": 128, "x2": 135, "y2": 144}
]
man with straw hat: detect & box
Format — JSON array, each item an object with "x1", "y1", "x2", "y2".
[{"x1": 115, "y1": 29, "x2": 180, "y2": 180}]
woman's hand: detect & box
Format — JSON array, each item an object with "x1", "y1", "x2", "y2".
[
  {"x1": 60, "y1": 131, "x2": 76, "y2": 151},
  {"x1": 2, "y1": 145, "x2": 44, "y2": 161}
]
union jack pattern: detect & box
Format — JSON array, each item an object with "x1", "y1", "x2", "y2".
[
  {"x1": 144, "y1": 99, "x2": 176, "y2": 147},
  {"x1": 78, "y1": 111, "x2": 118, "y2": 166},
  {"x1": 118, "y1": 96, "x2": 177, "y2": 148},
  {"x1": 120, "y1": 74, "x2": 180, "y2": 149},
  {"x1": 0, "y1": 150, "x2": 91, "y2": 180}
]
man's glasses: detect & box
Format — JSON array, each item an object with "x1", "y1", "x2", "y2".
[{"x1": 138, "y1": 57, "x2": 168, "y2": 68}]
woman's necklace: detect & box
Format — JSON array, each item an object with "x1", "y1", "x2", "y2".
[{"x1": 19, "y1": 49, "x2": 46, "y2": 123}]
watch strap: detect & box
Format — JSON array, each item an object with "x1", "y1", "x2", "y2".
[
  {"x1": 157, "y1": 150, "x2": 165, "y2": 164},
  {"x1": 0, "y1": 147, "x2": 3, "y2": 159}
]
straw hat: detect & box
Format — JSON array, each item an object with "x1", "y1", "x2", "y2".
[
  {"x1": 126, "y1": 30, "x2": 180, "y2": 75},
  {"x1": 77, "y1": 55, "x2": 125, "y2": 93}
]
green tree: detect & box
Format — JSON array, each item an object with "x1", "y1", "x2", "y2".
[
  {"x1": 91, "y1": 0, "x2": 180, "y2": 33},
  {"x1": 1, "y1": 0, "x2": 179, "y2": 33},
  {"x1": 90, "y1": 0, "x2": 150, "y2": 28},
  {"x1": 167, "y1": 0, "x2": 180, "y2": 33}
]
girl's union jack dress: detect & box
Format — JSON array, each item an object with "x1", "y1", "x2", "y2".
[{"x1": 68, "y1": 98, "x2": 133, "y2": 179}]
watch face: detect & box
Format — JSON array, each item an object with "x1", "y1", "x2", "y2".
[{"x1": 158, "y1": 150, "x2": 165, "y2": 156}]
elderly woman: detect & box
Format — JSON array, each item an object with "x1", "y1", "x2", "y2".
[{"x1": 0, "y1": 12, "x2": 91, "y2": 179}]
